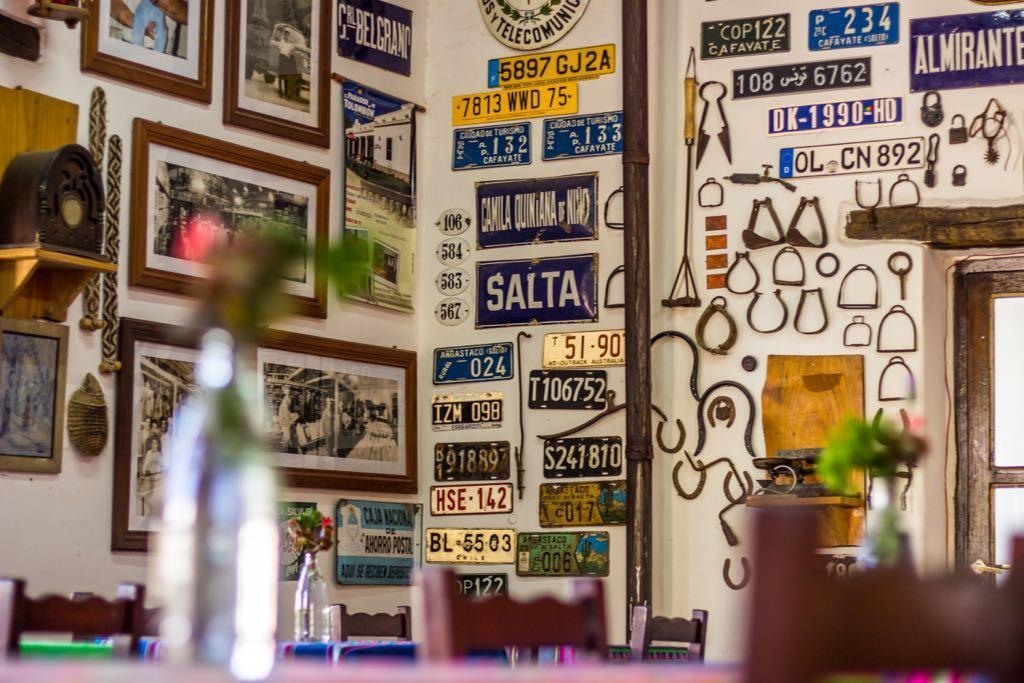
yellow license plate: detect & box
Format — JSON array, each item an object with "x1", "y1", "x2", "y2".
[
  {"x1": 452, "y1": 83, "x2": 578, "y2": 126},
  {"x1": 539, "y1": 481, "x2": 627, "y2": 527},
  {"x1": 542, "y1": 329, "x2": 625, "y2": 368},
  {"x1": 489, "y1": 44, "x2": 616, "y2": 89},
  {"x1": 425, "y1": 528, "x2": 516, "y2": 564}
]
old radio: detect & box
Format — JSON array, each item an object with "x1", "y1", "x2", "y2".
[{"x1": 0, "y1": 143, "x2": 105, "y2": 258}]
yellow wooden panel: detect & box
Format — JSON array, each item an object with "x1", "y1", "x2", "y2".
[{"x1": 0, "y1": 86, "x2": 78, "y2": 174}]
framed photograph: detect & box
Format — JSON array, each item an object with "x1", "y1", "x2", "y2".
[
  {"x1": 129, "y1": 118, "x2": 330, "y2": 319},
  {"x1": 258, "y1": 330, "x2": 417, "y2": 493},
  {"x1": 224, "y1": 0, "x2": 332, "y2": 147},
  {"x1": 81, "y1": 0, "x2": 215, "y2": 103},
  {"x1": 0, "y1": 319, "x2": 68, "y2": 475}
]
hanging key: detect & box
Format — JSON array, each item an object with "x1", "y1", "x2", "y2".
[
  {"x1": 949, "y1": 114, "x2": 968, "y2": 144},
  {"x1": 924, "y1": 133, "x2": 939, "y2": 188}
]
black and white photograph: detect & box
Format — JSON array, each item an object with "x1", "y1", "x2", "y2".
[{"x1": 242, "y1": 0, "x2": 313, "y2": 114}]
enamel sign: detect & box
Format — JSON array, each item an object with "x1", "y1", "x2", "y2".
[
  {"x1": 488, "y1": 43, "x2": 615, "y2": 88},
  {"x1": 475, "y1": 254, "x2": 599, "y2": 328},
  {"x1": 768, "y1": 97, "x2": 902, "y2": 136},
  {"x1": 779, "y1": 136, "x2": 925, "y2": 179},
  {"x1": 809, "y1": 3, "x2": 899, "y2": 51},
  {"x1": 430, "y1": 482, "x2": 514, "y2": 516},
  {"x1": 433, "y1": 342, "x2": 514, "y2": 385},
  {"x1": 335, "y1": 499, "x2": 418, "y2": 585},
  {"x1": 435, "y1": 268, "x2": 470, "y2": 297},
  {"x1": 436, "y1": 238, "x2": 470, "y2": 266},
  {"x1": 336, "y1": 0, "x2": 413, "y2": 76},
  {"x1": 453, "y1": 123, "x2": 532, "y2": 171},
  {"x1": 733, "y1": 57, "x2": 871, "y2": 99},
  {"x1": 436, "y1": 209, "x2": 471, "y2": 236},
  {"x1": 542, "y1": 111, "x2": 622, "y2": 160},
  {"x1": 476, "y1": 0, "x2": 591, "y2": 51},
  {"x1": 910, "y1": 10, "x2": 1024, "y2": 91},
  {"x1": 701, "y1": 14, "x2": 790, "y2": 59},
  {"x1": 477, "y1": 173, "x2": 597, "y2": 248},
  {"x1": 435, "y1": 298, "x2": 471, "y2": 326},
  {"x1": 453, "y1": 83, "x2": 578, "y2": 126}
]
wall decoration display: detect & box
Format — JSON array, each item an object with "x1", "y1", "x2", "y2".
[
  {"x1": 452, "y1": 83, "x2": 578, "y2": 126},
  {"x1": 224, "y1": 0, "x2": 331, "y2": 146},
  {"x1": 453, "y1": 123, "x2": 532, "y2": 171},
  {"x1": 431, "y1": 392, "x2": 504, "y2": 431},
  {"x1": 433, "y1": 342, "x2": 514, "y2": 386},
  {"x1": 768, "y1": 97, "x2": 902, "y2": 136},
  {"x1": 455, "y1": 572, "x2": 508, "y2": 597},
  {"x1": 128, "y1": 119, "x2": 329, "y2": 318},
  {"x1": 66, "y1": 374, "x2": 109, "y2": 458},
  {"x1": 0, "y1": 319, "x2": 67, "y2": 475},
  {"x1": 528, "y1": 369, "x2": 607, "y2": 410},
  {"x1": 434, "y1": 298, "x2": 471, "y2": 326},
  {"x1": 279, "y1": 501, "x2": 317, "y2": 580},
  {"x1": 542, "y1": 111, "x2": 622, "y2": 160},
  {"x1": 434, "y1": 441, "x2": 511, "y2": 482},
  {"x1": 543, "y1": 436, "x2": 622, "y2": 478},
  {"x1": 436, "y1": 208, "x2": 471, "y2": 236},
  {"x1": 779, "y1": 136, "x2": 925, "y2": 179},
  {"x1": 475, "y1": 0, "x2": 591, "y2": 51},
  {"x1": 336, "y1": 499, "x2": 418, "y2": 585},
  {"x1": 539, "y1": 481, "x2": 627, "y2": 527},
  {"x1": 516, "y1": 531, "x2": 609, "y2": 577},
  {"x1": 258, "y1": 330, "x2": 416, "y2": 492},
  {"x1": 430, "y1": 482, "x2": 514, "y2": 516},
  {"x1": 436, "y1": 268, "x2": 471, "y2": 297},
  {"x1": 733, "y1": 57, "x2": 871, "y2": 99},
  {"x1": 342, "y1": 80, "x2": 417, "y2": 312},
  {"x1": 336, "y1": 0, "x2": 413, "y2": 76},
  {"x1": 477, "y1": 173, "x2": 597, "y2": 248},
  {"x1": 809, "y1": 3, "x2": 899, "y2": 51},
  {"x1": 700, "y1": 13, "x2": 790, "y2": 59},
  {"x1": 910, "y1": 10, "x2": 1024, "y2": 92},
  {"x1": 81, "y1": 0, "x2": 213, "y2": 102},
  {"x1": 476, "y1": 254, "x2": 598, "y2": 328},
  {"x1": 542, "y1": 329, "x2": 624, "y2": 368},
  {"x1": 425, "y1": 527, "x2": 515, "y2": 564},
  {"x1": 436, "y1": 238, "x2": 470, "y2": 266},
  {"x1": 487, "y1": 43, "x2": 615, "y2": 89}
]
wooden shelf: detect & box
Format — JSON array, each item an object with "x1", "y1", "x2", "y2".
[
  {"x1": 0, "y1": 247, "x2": 116, "y2": 322},
  {"x1": 746, "y1": 494, "x2": 863, "y2": 509}
]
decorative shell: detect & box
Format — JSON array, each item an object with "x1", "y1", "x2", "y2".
[{"x1": 67, "y1": 373, "x2": 108, "y2": 457}]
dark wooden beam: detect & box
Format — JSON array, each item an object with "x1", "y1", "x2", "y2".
[
  {"x1": 846, "y1": 204, "x2": 1024, "y2": 248},
  {"x1": 0, "y1": 12, "x2": 41, "y2": 62}
]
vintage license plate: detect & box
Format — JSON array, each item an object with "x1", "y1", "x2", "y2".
[
  {"x1": 779, "y1": 136, "x2": 924, "y2": 179},
  {"x1": 434, "y1": 441, "x2": 511, "y2": 482},
  {"x1": 542, "y1": 111, "x2": 622, "y2": 160},
  {"x1": 488, "y1": 43, "x2": 616, "y2": 89},
  {"x1": 455, "y1": 572, "x2": 508, "y2": 597},
  {"x1": 476, "y1": 254, "x2": 598, "y2": 328},
  {"x1": 910, "y1": 10, "x2": 1024, "y2": 92},
  {"x1": 768, "y1": 97, "x2": 902, "y2": 136},
  {"x1": 425, "y1": 528, "x2": 515, "y2": 564},
  {"x1": 436, "y1": 208, "x2": 471, "y2": 236},
  {"x1": 543, "y1": 436, "x2": 623, "y2": 479},
  {"x1": 701, "y1": 14, "x2": 790, "y2": 59},
  {"x1": 431, "y1": 482, "x2": 514, "y2": 516},
  {"x1": 433, "y1": 342, "x2": 513, "y2": 385},
  {"x1": 516, "y1": 532, "x2": 610, "y2": 577},
  {"x1": 810, "y1": 3, "x2": 899, "y2": 51},
  {"x1": 733, "y1": 57, "x2": 870, "y2": 99},
  {"x1": 431, "y1": 392, "x2": 503, "y2": 431},
  {"x1": 477, "y1": 173, "x2": 598, "y2": 249},
  {"x1": 335, "y1": 499, "x2": 418, "y2": 585},
  {"x1": 539, "y1": 481, "x2": 627, "y2": 527},
  {"x1": 435, "y1": 298, "x2": 470, "y2": 326},
  {"x1": 542, "y1": 329, "x2": 625, "y2": 368},
  {"x1": 452, "y1": 83, "x2": 577, "y2": 126},
  {"x1": 528, "y1": 369, "x2": 607, "y2": 410},
  {"x1": 452, "y1": 123, "x2": 531, "y2": 171}
]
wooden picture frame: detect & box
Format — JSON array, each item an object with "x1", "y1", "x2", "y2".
[
  {"x1": 223, "y1": 0, "x2": 332, "y2": 147},
  {"x1": 129, "y1": 118, "x2": 330, "y2": 319},
  {"x1": 0, "y1": 318, "x2": 68, "y2": 475},
  {"x1": 81, "y1": 0, "x2": 214, "y2": 103}
]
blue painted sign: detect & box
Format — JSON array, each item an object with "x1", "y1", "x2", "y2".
[
  {"x1": 433, "y1": 342, "x2": 514, "y2": 385},
  {"x1": 910, "y1": 10, "x2": 1024, "y2": 92},
  {"x1": 542, "y1": 111, "x2": 623, "y2": 160},
  {"x1": 476, "y1": 254, "x2": 599, "y2": 329},
  {"x1": 768, "y1": 97, "x2": 902, "y2": 136},
  {"x1": 337, "y1": 0, "x2": 413, "y2": 76},
  {"x1": 477, "y1": 173, "x2": 598, "y2": 249},
  {"x1": 452, "y1": 123, "x2": 531, "y2": 171},
  {"x1": 809, "y1": 3, "x2": 899, "y2": 51},
  {"x1": 336, "y1": 499, "x2": 418, "y2": 585}
]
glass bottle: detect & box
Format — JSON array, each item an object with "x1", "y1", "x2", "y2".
[{"x1": 294, "y1": 551, "x2": 331, "y2": 642}]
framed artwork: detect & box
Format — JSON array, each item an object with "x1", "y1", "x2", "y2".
[
  {"x1": 129, "y1": 118, "x2": 330, "y2": 319},
  {"x1": 258, "y1": 330, "x2": 417, "y2": 493},
  {"x1": 81, "y1": 0, "x2": 215, "y2": 103},
  {"x1": 224, "y1": 0, "x2": 332, "y2": 147},
  {"x1": 0, "y1": 319, "x2": 68, "y2": 475}
]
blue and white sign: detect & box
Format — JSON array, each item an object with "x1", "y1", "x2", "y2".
[
  {"x1": 336, "y1": 499, "x2": 418, "y2": 585},
  {"x1": 809, "y1": 3, "x2": 899, "y2": 51},
  {"x1": 452, "y1": 123, "x2": 531, "y2": 171},
  {"x1": 337, "y1": 0, "x2": 413, "y2": 76},
  {"x1": 477, "y1": 173, "x2": 598, "y2": 249},
  {"x1": 910, "y1": 10, "x2": 1024, "y2": 92},
  {"x1": 542, "y1": 111, "x2": 623, "y2": 160},
  {"x1": 768, "y1": 97, "x2": 902, "y2": 136},
  {"x1": 476, "y1": 254, "x2": 599, "y2": 329},
  {"x1": 433, "y1": 342, "x2": 514, "y2": 385}
]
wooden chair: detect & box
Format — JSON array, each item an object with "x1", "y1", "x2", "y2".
[
  {"x1": 420, "y1": 567, "x2": 607, "y2": 661},
  {"x1": 330, "y1": 604, "x2": 412, "y2": 641},
  {"x1": 745, "y1": 509, "x2": 1024, "y2": 683},
  {"x1": 629, "y1": 603, "x2": 708, "y2": 662},
  {"x1": 0, "y1": 579, "x2": 146, "y2": 658}
]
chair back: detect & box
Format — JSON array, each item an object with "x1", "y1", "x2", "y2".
[
  {"x1": 629, "y1": 603, "x2": 708, "y2": 662},
  {"x1": 332, "y1": 604, "x2": 412, "y2": 641},
  {"x1": 0, "y1": 579, "x2": 145, "y2": 658},
  {"x1": 420, "y1": 567, "x2": 607, "y2": 660}
]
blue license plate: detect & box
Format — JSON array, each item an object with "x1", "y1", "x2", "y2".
[
  {"x1": 542, "y1": 111, "x2": 622, "y2": 160},
  {"x1": 810, "y1": 3, "x2": 899, "y2": 51},
  {"x1": 433, "y1": 342, "x2": 514, "y2": 385},
  {"x1": 452, "y1": 123, "x2": 531, "y2": 171},
  {"x1": 476, "y1": 254, "x2": 598, "y2": 328},
  {"x1": 768, "y1": 97, "x2": 902, "y2": 135},
  {"x1": 477, "y1": 173, "x2": 598, "y2": 249}
]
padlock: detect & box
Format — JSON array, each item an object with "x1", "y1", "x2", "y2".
[
  {"x1": 952, "y1": 164, "x2": 967, "y2": 187},
  {"x1": 924, "y1": 168, "x2": 936, "y2": 188},
  {"x1": 949, "y1": 114, "x2": 968, "y2": 144},
  {"x1": 921, "y1": 91, "x2": 943, "y2": 127},
  {"x1": 714, "y1": 402, "x2": 732, "y2": 422}
]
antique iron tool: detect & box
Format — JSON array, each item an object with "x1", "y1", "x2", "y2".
[
  {"x1": 724, "y1": 164, "x2": 797, "y2": 192},
  {"x1": 695, "y1": 81, "x2": 731, "y2": 168},
  {"x1": 664, "y1": 48, "x2": 701, "y2": 308}
]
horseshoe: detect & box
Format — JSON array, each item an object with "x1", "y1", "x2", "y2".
[
  {"x1": 723, "y1": 469, "x2": 755, "y2": 504},
  {"x1": 672, "y1": 456, "x2": 707, "y2": 500},
  {"x1": 695, "y1": 381, "x2": 757, "y2": 458},
  {"x1": 746, "y1": 289, "x2": 789, "y2": 334},
  {"x1": 650, "y1": 330, "x2": 701, "y2": 401},
  {"x1": 723, "y1": 557, "x2": 751, "y2": 590},
  {"x1": 695, "y1": 296, "x2": 738, "y2": 355},
  {"x1": 708, "y1": 396, "x2": 736, "y2": 428},
  {"x1": 656, "y1": 417, "x2": 686, "y2": 454}
]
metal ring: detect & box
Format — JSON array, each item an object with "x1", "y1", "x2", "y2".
[
  {"x1": 815, "y1": 252, "x2": 840, "y2": 278},
  {"x1": 695, "y1": 297, "x2": 738, "y2": 355}
]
